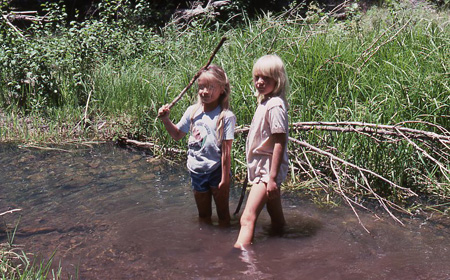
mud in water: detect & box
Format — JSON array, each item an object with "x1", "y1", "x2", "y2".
[{"x1": 1, "y1": 143, "x2": 449, "y2": 279}]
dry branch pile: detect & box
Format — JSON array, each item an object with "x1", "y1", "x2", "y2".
[
  {"x1": 171, "y1": 0, "x2": 231, "y2": 25},
  {"x1": 133, "y1": 121, "x2": 450, "y2": 229},
  {"x1": 287, "y1": 121, "x2": 449, "y2": 230}
]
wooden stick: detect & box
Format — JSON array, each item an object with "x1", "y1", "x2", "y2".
[
  {"x1": 0, "y1": 209, "x2": 22, "y2": 216},
  {"x1": 83, "y1": 89, "x2": 93, "y2": 127},
  {"x1": 233, "y1": 176, "x2": 248, "y2": 216},
  {"x1": 288, "y1": 137, "x2": 418, "y2": 197},
  {"x1": 167, "y1": 36, "x2": 227, "y2": 109},
  {"x1": 290, "y1": 121, "x2": 450, "y2": 142},
  {"x1": 2, "y1": 14, "x2": 25, "y2": 38}
]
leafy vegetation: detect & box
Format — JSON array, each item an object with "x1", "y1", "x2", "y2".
[
  {"x1": 1, "y1": 0, "x2": 449, "y2": 218},
  {"x1": 1, "y1": 0, "x2": 449, "y2": 276}
]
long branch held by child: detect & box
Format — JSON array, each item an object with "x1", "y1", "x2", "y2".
[{"x1": 158, "y1": 65, "x2": 236, "y2": 227}]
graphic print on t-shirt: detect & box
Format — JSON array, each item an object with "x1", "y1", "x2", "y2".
[{"x1": 188, "y1": 121, "x2": 213, "y2": 153}]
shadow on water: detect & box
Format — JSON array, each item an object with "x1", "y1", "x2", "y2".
[{"x1": 1, "y1": 143, "x2": 449, "y2": 279}]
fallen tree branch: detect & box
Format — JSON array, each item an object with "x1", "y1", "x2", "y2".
[
  {"x1": 289, "y1": 137, "x2": 417, "y2": 196},
  {"x1": 289, "y1": 137, "x2": 417, "y2": 224},
  {"x1": 122, "y1": 138, "x2": 185, "y2": 154},
  {"x1": 1, "y1": 14, "x2": 25, "y2": 38},
  {"x1": 172, "y1": 0, "x2": 231, "y2": 24},
  {"x1": 290, "y1": 121, "x2": 450, "y2": 142},
  {"x1": 5, "y1": 13, "x2": 50, "y2": 23},
  {"x1": 125, "y1": 119, "x2": 448, "y2": 225}
]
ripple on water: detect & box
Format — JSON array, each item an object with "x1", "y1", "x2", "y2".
[{"x1": 0, "y1": 143, "x2": 449, "y2": 280}]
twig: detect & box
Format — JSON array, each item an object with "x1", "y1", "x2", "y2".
[
  {"x1": 355, "y1": 21, "x2": 396, "y2": 64},
  {"x1": 330, "y1": 159, "x2": 370, "y2": 232},
  {"x1": 291, "y1": 121, "x2": 450, "y2": 143},
  {"x1": 245, "y1": 26, "x2": 275, "y2": 51},
  {"x1": 394, "y1": 127, "x2": 450, "y2": 181},
  {"x1": 18, "y1": 145, "x2": 73, "y2": 153},
  {"x1": 2, "y1": 14, "x2": 25, "y2": 38},
  {"x1": 123, "y1": 138, "x2": 185, "y2": 154},
  {"x1": 397, "y1": 120, "x2": 450, "y2": 136},
  {"x1": 233, "y1": 176, "x2": 248, "y2": 216},
  {"x1": 83, "y1": 89, "x2": 93, "y2": 127},
  {"x1": 0, "y1": 209, "x2": 22, "y2": 216},
  {"x1": 289, "y1": 137, "x2": 417, "y2": 197},
  {"x1": 357, "y1": 19, "x2": 412, "y2": 72},
  {"x1": 167, "y1": 36, "x2": 227, "y2": 109}
]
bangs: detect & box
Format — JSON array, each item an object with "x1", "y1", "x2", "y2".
[
  {"x1": 252, "y1": 62, "x2": 277, "y2": 79},
  {"x1": 199, "y1": 70, "x2": 225, "y2": 87},
  {"x1": 251, "y1": 54, "x2": 289, "y2": 103},
  {"x1": 198, "y1": 72, "x2": 215, "y2": 83}
]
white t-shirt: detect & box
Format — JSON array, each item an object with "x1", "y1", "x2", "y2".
[
  {"x1": 246, "y1": 96, "x2": 289, "y2": 185},
  {"x1": 177, "y1": 104, "x2": 236, "y2": 174}
]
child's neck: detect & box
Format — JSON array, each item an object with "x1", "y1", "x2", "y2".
[
  {"x1": 261, "y1": 93, "x2": 275, "y2": 102},
  {"x1": 202, "y1": 101, "x2": 220, "y2": 112}
]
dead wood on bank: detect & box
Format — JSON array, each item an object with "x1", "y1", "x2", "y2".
[
  {"x1": 126, "y1": 121, "x2": 450, "y2": 229},
  {"x1": 171, "y1": 0, "x2": 231, "y2": 25}
]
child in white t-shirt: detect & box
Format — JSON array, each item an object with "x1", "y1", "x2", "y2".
[
  {"x1": 158, "y1": 65, "x2": 236, "y2": 227},
  {"x1": 234, "y1": 55, "x2": 289, "y2": 249}
]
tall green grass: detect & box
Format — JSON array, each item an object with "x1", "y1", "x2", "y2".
[
  {"x1": 1, "y1": 3, "x2": 449, "y2": 205},
  {"x1": 95, "y1": 5, "x2": 450, "y2": 203},
  {"x1": 0, "y1": 216, "x2": 67, "y2": 279}
]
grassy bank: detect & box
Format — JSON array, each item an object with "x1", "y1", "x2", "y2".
[
  {"x1": 1, "y1": 3, "x2": 449, "y2": 213},
  {"x1": 0, "y1": 2, "x2": 449, "y2": 277},
  {"x1": 1, "y1": 211, "x2": 66, "y2": 279}
]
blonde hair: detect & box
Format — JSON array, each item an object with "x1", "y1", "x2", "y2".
[
  {"x1": 252, "y1": 54, "x2": 289, "y2": 105},
  {"x1": 190, "y1": 64, "x2": 231, "y2": 144}
]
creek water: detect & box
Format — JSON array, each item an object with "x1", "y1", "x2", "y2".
[{"x1": 0, "y1": 143, "x2": 449, "y2": 279}]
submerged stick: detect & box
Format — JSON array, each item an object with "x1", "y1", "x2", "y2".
[
  {"x1": 233, "y1": 176, "x2": 248, "y2": 216},
  {"x1": 0, "y1": 209, "x2": 22, "y2": 216},
  {"x1": 167, "y1": 36, "x2": 227, "y2": 109}
]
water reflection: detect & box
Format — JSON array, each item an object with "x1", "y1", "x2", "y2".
[{"x1": 0, "y1": 143, "x2": 449, "y2": 279}]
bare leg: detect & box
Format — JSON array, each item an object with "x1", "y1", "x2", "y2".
[
  {"x1": 212, "y1": 187, "x2": 231, "y2": 227},
  {"x1": 193, "y1": 190, "x2": 213, "y2": 225},
  {"x1": 266, "y1": 188, "x2": 285, "y2": 234},
  {"x1": 234, "y1": 183, "x2": 268, "y2": 249}
]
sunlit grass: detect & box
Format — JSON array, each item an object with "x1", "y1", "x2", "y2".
[
  {"x1": 1, "y1": 3, "x2": 449, "y2": 205},
  {"x1": 0, "y1": 215, "x2": 68, "y2": 280}
]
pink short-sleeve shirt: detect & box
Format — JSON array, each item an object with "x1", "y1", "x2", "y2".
[{"x1": 246, "y1": 96, "x2": 289, "y2": 185}]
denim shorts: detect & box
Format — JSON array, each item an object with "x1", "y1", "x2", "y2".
[{"x1": 190, "y1": 167, "x2": 222, "y2": 193}]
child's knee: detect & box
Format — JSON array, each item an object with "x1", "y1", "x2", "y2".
[{"x1": 240, "y1": 212, "x2": 256, "y2": 228}]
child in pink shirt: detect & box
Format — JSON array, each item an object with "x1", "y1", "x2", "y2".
[{"x1": 234, "y1": 55, "x2": 289, "y2": 249}]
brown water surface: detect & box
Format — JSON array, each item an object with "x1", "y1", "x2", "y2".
[{"x1": 1, "y1": 143, "x2": 449, "y2": 279}]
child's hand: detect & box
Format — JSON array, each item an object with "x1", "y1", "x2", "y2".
[
  {"x1": 216, "y1": 181, "x2": 229, "y2": 199},
  {"x1": 266, "y1": 179, "x2": 280, "y2": 200},
  {"x1": 157, "y1": 104, "x2": 170, "y2": 119}
]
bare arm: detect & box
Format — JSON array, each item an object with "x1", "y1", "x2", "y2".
[
  {"x1": 158, "y1": 104, "x2": 186, "y2": 141},
  {"x1": 267, "y1": 133, "x2": 287, "y2": 199},
  {"x1": 219, "y1": 139, "x2": 233, "y2": 189}
]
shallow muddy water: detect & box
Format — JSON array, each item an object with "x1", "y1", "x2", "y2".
[{"x1": 1, "y1": 143, "x2": 449, "y2": 279}]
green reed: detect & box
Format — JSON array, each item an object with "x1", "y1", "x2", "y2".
[
  {"x1": 94, "y1": 5, "x2": 449, "y2": 201},
  {"x1": 0, "y1": 216, "x2": 66, "y2": 280},
  {"x1": 1, "y1": 3, "x2": 449, "y2": 204}
]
